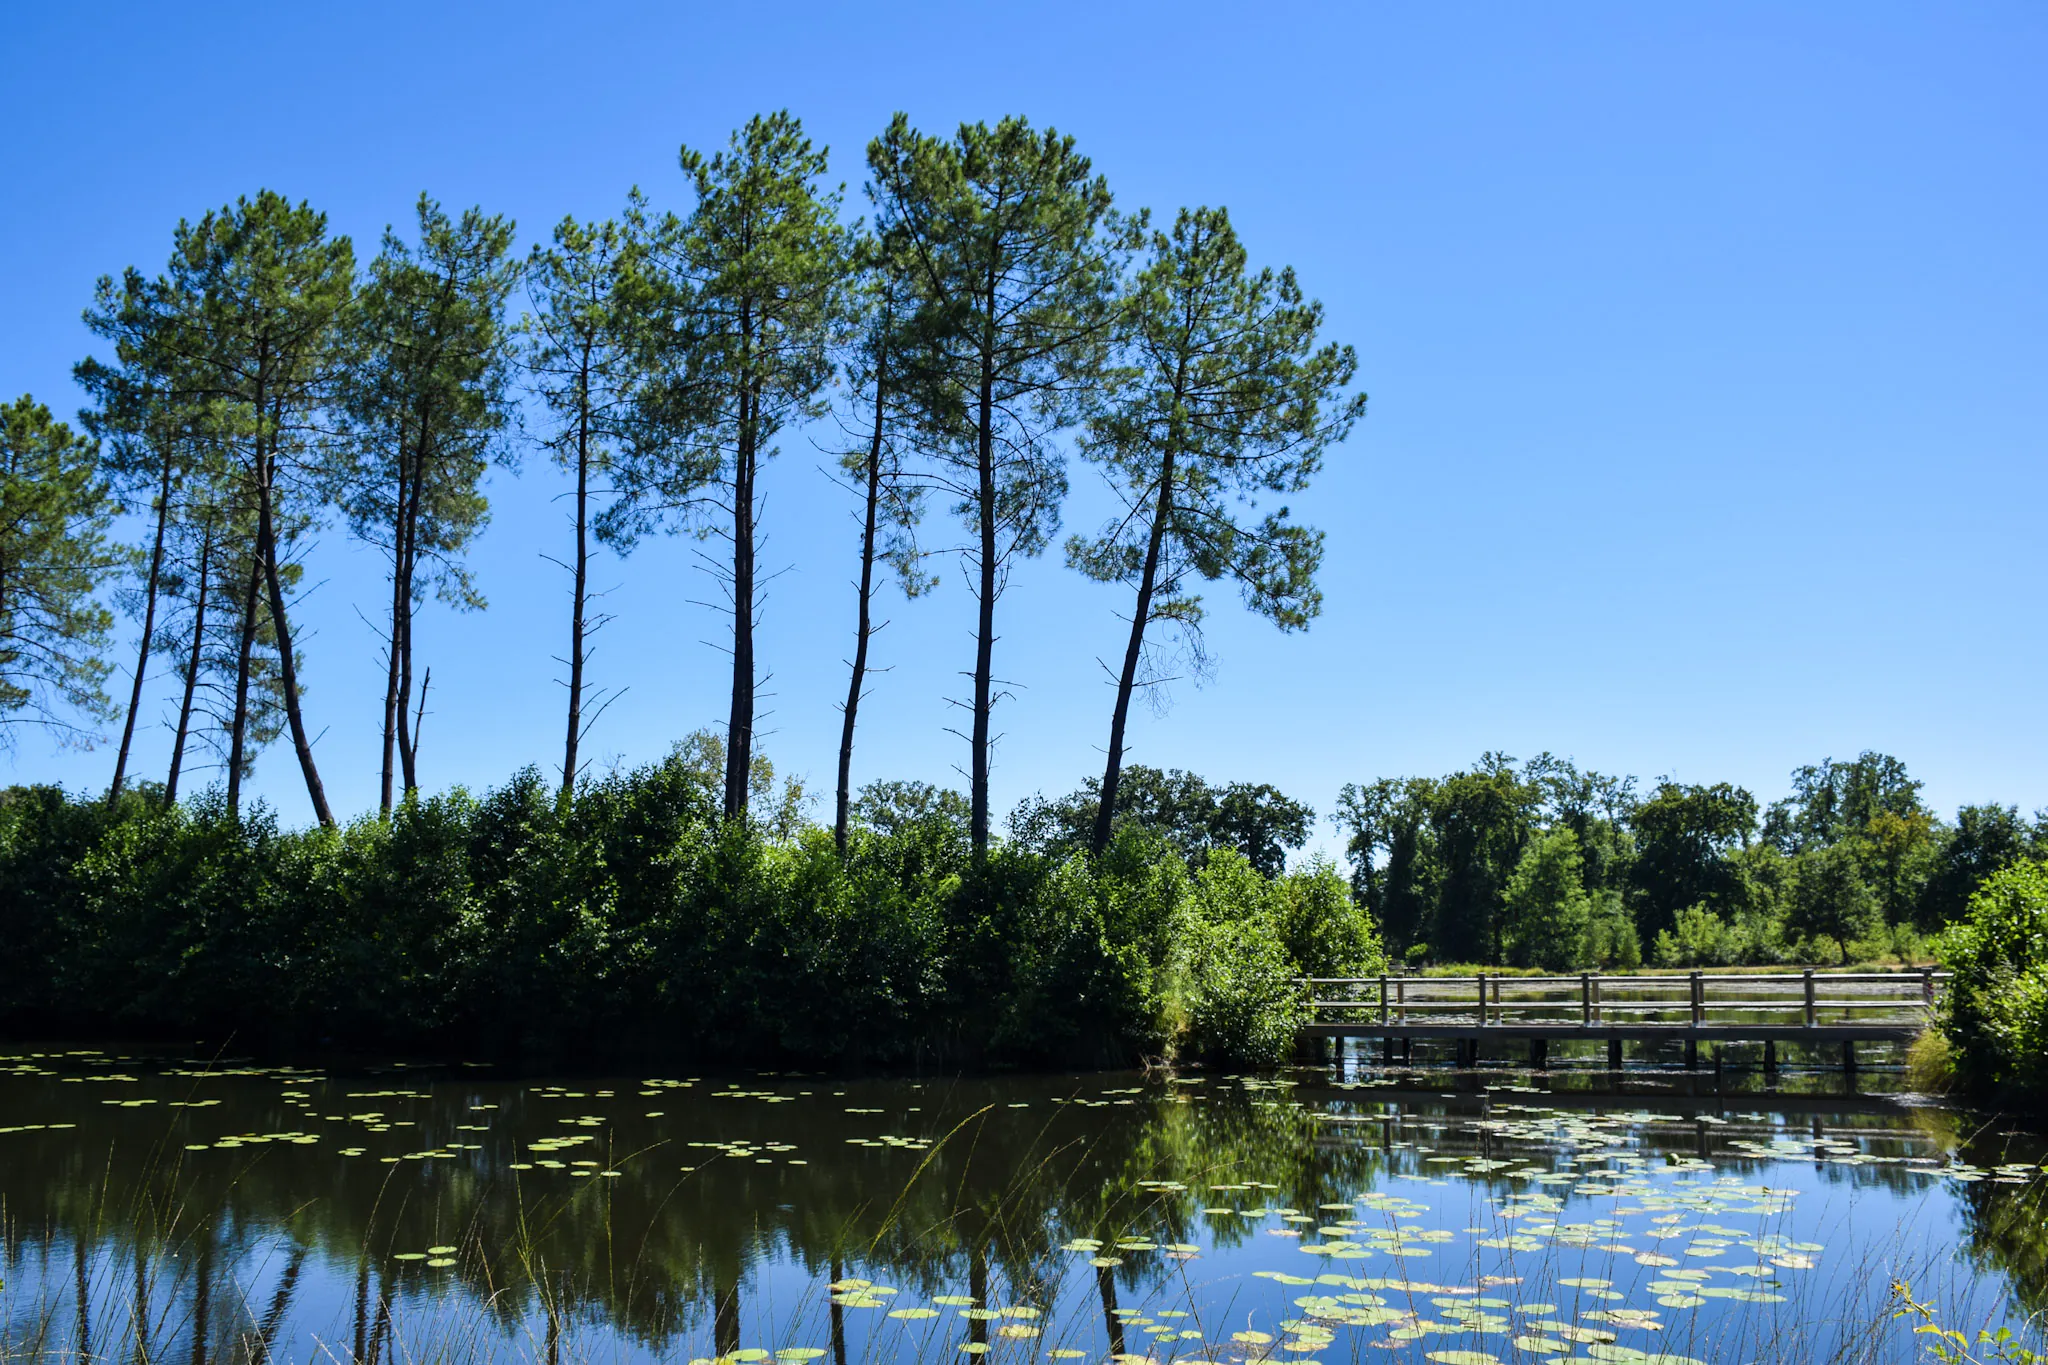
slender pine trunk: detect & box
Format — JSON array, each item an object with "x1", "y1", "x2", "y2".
[
  {"x1": 835, "y1": 365, "x2": 889, "y2": 856},
  {"x1": 109, "y1": 452, "x2": 175, "y2": 804},
  {"x1": 395, "y1": 422, "x2": 429, "y2": 796},
  {"x1": 165, "y1": 516, "x2": 212, "y2": 805},
  {"x1": 724, "y1": 403, "x2": 756, "y2": 821},
  {"x1": 224, "y1": 524, "x2": 264, "y2": 821},
  {"x1": 254, "y1": 405, "x2": 334, "y2": 829},
  {"x1": 969, "y1": 297, "x2": 998, "y2": 857},
  {"x1": 1091, "y1": 456, "x2": 1176, "y2": 854},
  {"x1": 378, "y1": 442, "x2": 408, "y2": 815},
  {"x1": 560, "y1": 348, "x2": 593, "y2": 808}
]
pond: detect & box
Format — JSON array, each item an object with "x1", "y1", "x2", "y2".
[{"x1": 0, "y1": 1044, "x2": 2043, "y2": 1364}]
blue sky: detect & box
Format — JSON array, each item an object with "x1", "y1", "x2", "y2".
[{"x1": 3, "y1": 2, "x2": 2042, "y2": 854}]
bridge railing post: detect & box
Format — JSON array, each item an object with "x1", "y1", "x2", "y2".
[
  {"x1": 1690, "y1": 971, "x2": 1704, "y2": 1027},
  {"x1": 1921, "y1": 968, "x2": 1935, "y2": 1010},
  {"x1": 1580, "y1": 972, "x2": 1591, "y2": 1026},
  {"x1": 1477, "y1": 973, "x2": 1488, "y2": 1027},
  {"x1": 1803, "y1": 968, "x2": 1816, "y2": 1028},
  {"x1": 1379, "y1": 974, "x2": 1388, "y2": 1025}
]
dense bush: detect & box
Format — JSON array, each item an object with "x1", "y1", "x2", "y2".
[
  {"x1": 1935, "y1": 859, "x2": 2048, "y2": 1100},
  {"x1": 0, "y1": 758, "x2": 1383, "y2": 1069}
]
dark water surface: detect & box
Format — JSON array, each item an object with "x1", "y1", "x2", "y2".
[{"x1": 1, "y1": 1044, "x2": 2043, "y2": 1364}]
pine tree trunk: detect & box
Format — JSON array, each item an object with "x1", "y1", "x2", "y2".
[
  {"x1": 560, "y1": 353, "x2": 593, "y2": 808},
  {"x1": 395, "y1": 419, "x2": 432, "y2": 797},
  {"x1": 165, "y1": 517, "x2": 212, "y2": 805},
  {"x1": 1092, "y1": 458, "x2": 1175, "y2": 854},
  {"x1": 109, "y1": 453, "x2": 175, "y2": 804},
  {"x1": 970, "y1": 270, "x2": 999, "y2": 856},
  {"x1": 723, "y1": 306, "x2": 758, "y2": 824},
  {"x1": 835, "y1": 368, "x2": 888, "y2": 857},
  {"x1": 254, "y1": 417, "x2": 334, "y2": 829},
  {"x1": 224, "y1": 529, "x2": 264, "y2": 821},
  {"x1": 378, "y1": 442, "x2": 408, "y2": 815}
]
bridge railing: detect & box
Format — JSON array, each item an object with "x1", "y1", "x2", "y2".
[{"x1": 1301, "y1": 969, "x2": 1947, "y2": 1030}]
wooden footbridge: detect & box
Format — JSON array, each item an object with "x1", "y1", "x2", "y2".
[{"x1": 1301, "y1": 969, "x2": 1946, "y2": 1071}]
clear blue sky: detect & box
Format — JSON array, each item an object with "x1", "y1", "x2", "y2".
[{"x1": 4, "y1": 2, "x2": 2043, "y2": 854}]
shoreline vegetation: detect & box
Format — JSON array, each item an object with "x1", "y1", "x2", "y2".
[{"x1": 3, "y1": 743, "x2": 2045, "y2": 1104}]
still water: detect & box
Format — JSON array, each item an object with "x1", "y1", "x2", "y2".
[{"x1": 0, "y1": 1044, "x2": 2043, "y2": 1364}]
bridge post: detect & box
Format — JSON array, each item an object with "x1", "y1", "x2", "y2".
[
  {"x1": 1684, "y1": 1037, "x2": 1698, "y2": 1070},
  {"x1": 1580, "y1": 973, "x2": 1592, "y2": 1026},
  {"x1": 1477, "y1": 973, "x2": 1488, "y2": 1028},
  {"x1": 1921, "y1": 968, "x2": 1935, "y2": 1008},
  {"x1": 1607, "y1": 1037, "x2": 1623, "y2": 1071},
  {"x1": 1531, "y1": 1038, "x2": 1548, "y2": 1070},
  {"x1": 1690, "y1": 971, "x2": 1704, "y2": 1027},
  {"x1": 1379, "y1": 974, "x2": 1389, "y2": 1025},
  {"x1": 1803, "y1": 969, "x2": 1816, "y2": 1028},
  {"x1": 1764, "y1": 1039, "x2": 1778, "y2": 1075}
]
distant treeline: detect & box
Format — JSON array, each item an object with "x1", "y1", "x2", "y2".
[{"x1": 1323, "y1": 750, "x2": 2045, "y2": 970}]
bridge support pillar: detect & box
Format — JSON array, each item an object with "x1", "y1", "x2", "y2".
[
  {"x1": 1764, "y1": 1039, "x2": 1778, "y2": 1076},
  {"x1": 1381, "y1": 1036, "x2": 1393, "y2": 1066},
  {"x1": 1684, "y1": 1037, "x2": 1699, "y2": 1071},
  {"x1": 1607, "y1": 1038, "x2": 1624, "y2": 1071},
  {"x1": 1455, "y1": 1038, "x2": 1476, "y2": 1069},
  {"x1": 1843, "y1": 1040, "x2": 1857, "y2": 1080},
  {"x1": 1530, "y1": 1038, "x2": 1548, "y2": 1071}
]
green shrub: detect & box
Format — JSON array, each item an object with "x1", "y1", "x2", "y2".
[
  {"x1": 1935, "y1": 859, "x2": 2048, "y2": 1098},
  {"x1": 1272, "y1": 855, "x2": 1386, "y2": 979},
  {"x1": 2, "y1": 759, "x2": 1383, "y2": 1070},
  {"x1": 1175, "y1": 912, "x2": 1306, "y2": 1067}
]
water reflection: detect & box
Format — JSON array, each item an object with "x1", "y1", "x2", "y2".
[{"x1": 0, "y1": 1046, "x2": 2041, "y2": 1363}]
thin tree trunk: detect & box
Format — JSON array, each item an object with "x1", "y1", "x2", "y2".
[
  {"x1": 253, "y1": 427, "x2": 334, "y2": 829},
  {"x1": 970, "y1": 324, "x2": 997, "y2": 857},
  {"x1": 378, "y1": 442, "x2": 408, "y2": 816},
  {"x1": 395, "y1": 429, "x2": 429, "y2": 796},
  {"x1": 166, "y1": 517, "x2": 213, "y2": 805},
  {"x1": 835, "y1": 368, "x2": 889, "y2": 856},
  {"x1": 560, "y1": 352, "x2": 593, "y2": 808},
  {"x1": 110, "y1": 453, "x2": 175, "y2": 804},
  {"x1": 723, "y1": 309, "x2": 758, "y2": 823},
  {"x1": 409, "y1": 668, "x2": 429, "y2": 773},
  {"x1": 1091, "y1": 457, "x2": 1175, "y2": 855},
  {"x1": 224, "y1": 530, "x2": 265, "y2": 821}
]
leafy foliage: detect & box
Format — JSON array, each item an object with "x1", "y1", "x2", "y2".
[
  {"x1": 1935, "y1": 859, "x2": 2048, "y2": 1097},
  {"x1": 0, "y1": 763, "x2": 1366, "y2": 1069},
  {"x1": 0, "y1": 397, "x2": 116, "y2": 745}
]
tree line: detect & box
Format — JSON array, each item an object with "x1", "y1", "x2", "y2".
[
  {"x1": 2, "y1": 111, "x2": 1363, "y2": 857},
  {"x1": 1324, "y1": 749, "x2": 2048, "y2": 969}
]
